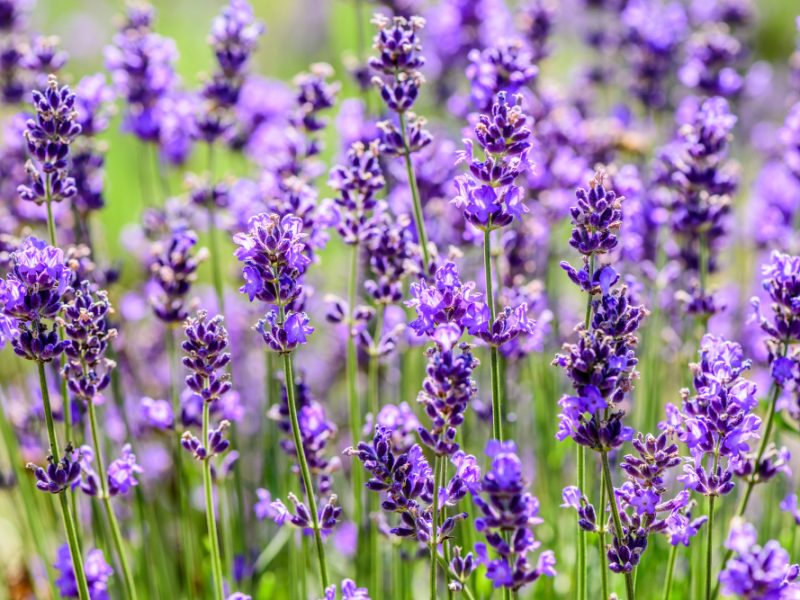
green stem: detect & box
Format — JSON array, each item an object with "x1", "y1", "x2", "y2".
[
  {"x1": 59, "y1": 492, "x2": 92, "y2": 600},
  {"x1": 346, "y1": 244, "x2": 363, "y2": 528},
  {"x1": 705, "y1": 495, "x2": 716, "y2": 600},
  {"x1": 598, "y1": 471, "x2": 608, "y2": 599},
  {"x1": 87, "y1": 398, "x2": 138, "y2": 600},
  {"x1": 398, "y1": 111, "x2": 431, "y2": 269},
  {"x1": 600, "y1": 450, "x2": 635, "y2": 600},
  {"x1": 663, "y1": 544, "x2": 678, "y2": 600},
  {"x1": 483, "y1": 229, "x2": 503, "y2": 441},
  {"x1": 576, "y1": 445, "x2": 586, "y2": 600},
  {"x1": 281, "y1": 334, "x2": 329, "y2": 591},
  {"x1": 430, "y1": 455, "x2": 441, "y2": 600},
  {"x1": 38, "y1": 362, "x2": 90, "y2": 600},
  {"x1": 167, "y1": 328, "x2": 196, "y2": 595},
  {"x1": 368, "y1": 305, "x2": 384, "y2": 600},
  {"x1": 202, "y1": 401, "x2": 226, "y2": 600},
  {"x1": 44, "y1": 174, "x2": 57, "y2": 247}
]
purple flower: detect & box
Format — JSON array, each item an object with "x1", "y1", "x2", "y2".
[
  {"x1": 679, "y1": 25, "x2": 744, "y2": 98},
  {"x1": 466, "y1": 40, "x2": 538, "y2": 112},
  {"x1": 182, "y1": 420, "x2": 231, "y2": 460},
  {"x1": 453, "y1": 92, "x2": 533, "y2": 231},
  {"x1": 60, "y1": 281, "x2": 116, "y2": 404},
  {"x1": 324, "y1": 578, "x2": 371, "y2": 600},
  {"x1": 256, "y1": 310, "x2": 314, "y2": 354},
  {"x1": 104, "y1": 4, "x2": 179, "y2": 144},
  {"x1": 473, "y1": 440, "x2": 555, "y2": 591},
  {"x1": 417, "y1": 342, "x2": 477, "y2": 456},
  {"x1": 234, "y1": 213, "x2": 310, "y2": 306},
  {"x1": 369, "y1": 14, "x2": 425, "y2": 114},
  {"x1": 54, "y1": 544, "x2": 113, "y2": 600},
  {"x1": 780, "y1": 494, "x2": 800, "y2": 526},
  {"x1": 140, "y1": 396, "x2": 174, "y2": 430},
  {"x1": 106, "y1": 444, "x2": 143, "y2": 496},
  {"x1": 149, "y1": 227, "x2": 206, "y2": 323},
  {"x1": 667, "y1": 335, "x2": 760, "y2": 497},
  {"x1": 752, "y1": 251, "x2": 800, "y2": 346},
  {"x1": 17, "y1": 75, "x2": 81, "y2": 205},
  {"x1": 463, "y1": 302, "x2": 536, "y2": 348},
  {"x1": 28, "y1": 448, "x2": 81, "y2": 494},
  {"x1": 406, "y1": 261, "x2": 479, "y2": 337},
  {"x1": 719, "y1": 520, "x2": 800, "y2": 599},
  {"x1": 182, "y1": 311, "x2": 232, "y2": 404},
  {"x1": 328, "y1": 141, "x2": 385, "y2": 245}
]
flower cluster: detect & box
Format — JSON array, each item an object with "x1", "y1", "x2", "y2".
[
  {"x1": 679, "y1": 25, "x2": 744, "y2": 98},
  {"x1": 453, "y1": 92, "x2": 534, "y2": 231},
  {"x1": 718, "y1": 520, "x2": 800, "y2": 599},
  {"x1": 196, "y1": 0, "x2": 264, "y2": 142},
  {"x1": 406, "y1": 261, "x2": 479, "y2": 338},
  {"x1": 466, "y1": 40, "x2": 538, "y2": 112},
  {"x1": 104, "y1": 3, "x2": 178, "y2": 144},
  {"x1": 656, "y1": 96, "x2": 738, "y2": 316},
  {"x1": 27, "y1": 446, "x2": 81, "y2": 494},
  {"x1": 328, "y1": 141, "x2": 385, "y2": 245},
  {"x1": 0, "y1": 236, "x2": 72, "y2": 361},
  {"x1": 473, "y1": 441, "x2": 556, "y2": 591},
  {"x1": 149, "y1": 227, "x2": 206, "y2": 323},
  {"x1": 18, "y1": 75, "x2": 81, "y2": 205},
  {"x1": 369, "y1": 14, "x2": 432, "y2": 156},
  {"x1": 181, "y1": 311, "x2": 232, "y2": 405},
  {"x1": 417, "y1": 341, "x2": 478, "y2": 456},
  {"x1": 54, "y1": 544, "x2": 113, "y2": 599},
  {"x1": 269, "y1": 492, "x2": 342, "y2": 534},
  {"x1": 664, "y1": 335, "x2": 759, "y2": 498},
  {"x1": 80, "y1": 443, "x2": 144, "y2": 497},
  {"x1": 60, "y1": 281, "x2": 116, "y2": 404}
]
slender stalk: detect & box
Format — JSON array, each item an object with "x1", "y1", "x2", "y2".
[
  {"x1": 166, "y1": 327, "x2": 196, "y2": 595},
  {"x1": 600, "y1": 450, "x2": 635, "y2": 600},
  {"x1": 430, "y1": 455, "x2": 441, "y2": 600},
  {"x1": 705, "y1": 494, "x2": 716, "y2": 600},
  {"x1": 346, "y1": 244, "x2": 363, "y2": 527},
  {"x1": 398, "y1": 111, "x2": 431, "y2": 269},
  {"x1": 59, "y1": 492, "x2": 92, "y2": 600},
  {"x1": 202, "y1": 401, "x2": 226, "y2": 600},
  {"x1": 483, "y1": 229, "x2": 504, "y2": 441},
  {"x1": 38, "y1": 362, "x2": 91, "y2": 600},
  {"x1": 368, "y1": 305, "x2": 384, "y2": 600},
  {"x1": 87, "y1": 398, "x2": 138, "y2": 600},
  {"x1": 44, "y1": 174, "x2": 58, "y2": 247},
  {"x1": 663, "y1": 544, "x2": 678, "y2": 600},
  {"x1": 598, "y1": 472, "x2": 608, "y2": 599},
  {"x1": 712, "y1": 358, "x2": 787, "y2": 600},
  {"x1": 282, "y1": 347, "x2": 330, "y2": 591},
  {"x1": 576, "y1": 445, "x2": 586, "y2": 600}
]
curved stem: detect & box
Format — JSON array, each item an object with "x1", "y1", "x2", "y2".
[
  {"x1": 282, "y1": 348, "x2": 330, "y2": 591},
  {"x1": 398, "y1": 111, "x2": 431, "y2": 269},
  {"x1": 87, "y1": 398, "x2": 138, "y2": 600},
  {"x1": 202, "y1": 401, "x2": 226, "y2": 600},
  {"x1": 663, "y1": 544, "x2": 678, "y2": 600},
  {"x1": 600, "y1": 450, "x2": 635, "y2": 600}
]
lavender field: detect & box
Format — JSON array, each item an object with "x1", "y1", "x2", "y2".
[{"x1": 1, "y1": 0, "x2": 800, "y2": 598}]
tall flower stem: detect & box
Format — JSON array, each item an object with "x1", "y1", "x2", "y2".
[
  {"x1": 86, "y1": 396, "x2": 139, "y2": 600},
  {"x1": 281, "y1": 344, "x2": 330, "y2": 591},
  {"x1": 711, "y1": 346, "x2": 788, "y2": 600},
  {"x1": 346, "y1": 244, "x2": 363, "y2": 528},
  {"x1": 483, "y1": 229, "x2": 503, "y2": 441},
  {"x1": 662, "y1": 544, "x2": 678, "y2": 600},
  {"x1": 166, "y1": 327, "x2": 196, "y2": 594},
  {"x1": 37, "y1": 361, "x2": 91, "y2": 600},
  {"x1": 368, "y1": 305, "x2": 385, "y2": 600},
  {"x1": 705, "y1": 494, "x2": 716, "y2": 600},
  {"x1": 202, "y1": 401, "x2": 225, "y2": 600},
  {"x1": 430, "y1": 454, "x2": 442, "y2": 600},
  {"x1": 398, "y1": 112, "x2": 431, "y2": 269},
  {"x1": 598, "y1": 474, "x2": 608, "y2": 599},
  {"x1": 600, "y1": 450, "x2": 635, "y2": 600}
]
